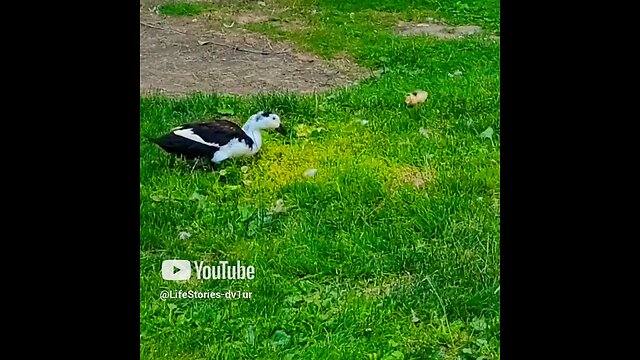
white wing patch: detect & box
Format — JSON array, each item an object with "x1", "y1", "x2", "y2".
[
  {"x1": 173, "y1": 128, "x2": 221, "y2": 148},
  {"x1": 212, "y1": 138, "x2": 256, "y2": 163}
]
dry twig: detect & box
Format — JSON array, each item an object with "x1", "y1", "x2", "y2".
[{"x1": 140, "y1": 21, "x2": 187, "y2": 35}]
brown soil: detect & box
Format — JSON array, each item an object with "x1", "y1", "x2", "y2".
[
  {"x1": 139, "y1": 7, "x2": 368, "y2": 97},
  {"x1": 391, "y1": 166, "x2": 435, "y2": 190},
  {"x1": 395, "y1": 21, "x2": 499, "y2": 41}
]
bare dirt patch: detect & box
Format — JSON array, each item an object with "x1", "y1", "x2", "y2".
[
  {"x1": 395, "y1": 20, "x2": 498, "y2": 40},
  {"x1": 225, "y1": 6, "x2": 309, "y2": 32},
  {"x1": 233, "y1": 13, "x2": 269, "y2": 25},
  {"x1": 140, "y1": 9, "x2": 368, "y2": 96},
  {"x1": 389, "y1": 166, "x2": 435, "y2": 191},
  {"x1": 276, "y1": 19, "x2": 308, "y2": 32}
]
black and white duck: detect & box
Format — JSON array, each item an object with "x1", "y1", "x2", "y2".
[{"x1": 149, "y1": 111, "x2": 286, "y2": 170}]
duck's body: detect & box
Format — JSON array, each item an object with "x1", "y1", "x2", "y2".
[
  {"x1": 153, "y1": 120, "x2": 257, "y2": 161},
  {"x1": 150, "y1": 112, "x2": 285, "y2": 169}
]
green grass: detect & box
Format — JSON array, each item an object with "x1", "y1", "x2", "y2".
[
  {"x1": 158, "y1": 1, "x2": 215, "y2": 17},
  {"x1": 312, "y1": 0, "x2": 501, "y2": 31},
  {"x1": 141, "y1": 0, "x2": 500, "y2": 359}
]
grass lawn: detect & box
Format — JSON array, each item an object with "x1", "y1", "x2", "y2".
[{"x1": 140, "y1": 0, "x2": 500, "y2": 358}]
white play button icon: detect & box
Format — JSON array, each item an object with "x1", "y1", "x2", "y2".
[{"x1": 161, "y1": 260, "x2": 192, "y2": 281}]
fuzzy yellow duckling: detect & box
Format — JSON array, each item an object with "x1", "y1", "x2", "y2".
[{"x1": 405, "y1": 90, "x2": 428, "y2": 107}]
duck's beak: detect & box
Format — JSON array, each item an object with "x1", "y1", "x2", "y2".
[{"x1": 275, "y1": 125, "x2": 287, "y2": 135}]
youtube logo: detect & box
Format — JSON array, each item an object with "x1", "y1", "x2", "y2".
[{"x1": 161, "y1": 260, "x2": 192, "y2": 281}]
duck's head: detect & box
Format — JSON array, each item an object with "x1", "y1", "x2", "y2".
[{"x1": 247, "y1": 111, "x2": 286, "y2": 135}]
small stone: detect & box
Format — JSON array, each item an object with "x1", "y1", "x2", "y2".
[
  {"x1": 411, "y1": 309, "x2": 421, "y2": 324},
  {"x1": 270, "y1": 199, "x2": 286, "y2": 214},
  {"x1": 303, "y1": 169, "x2": 317, "y2": 177}
]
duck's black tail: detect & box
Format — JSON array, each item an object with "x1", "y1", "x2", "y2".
[
  {"x1": 144, "y1": 134, "x2": 184, "y2": 156},
  {"x1": 143, "y1": 135, "x2": 164, "y2": 146}
]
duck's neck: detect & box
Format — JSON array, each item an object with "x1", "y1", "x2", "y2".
[{"x1": 242, "y1": 123, "x2": 262, "y2": 150}]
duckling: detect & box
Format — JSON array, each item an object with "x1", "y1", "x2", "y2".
[{"x1": 405, "y1": 90, "x2": 428, "y2": 107}]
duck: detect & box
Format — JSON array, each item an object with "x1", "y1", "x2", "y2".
[{"x1": 149, "y1": 111, "x2": 286, "y2": 170}]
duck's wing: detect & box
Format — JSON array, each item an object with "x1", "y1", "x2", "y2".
[{"x1": 174, "y1": 120, "x2": 254, "y2": 148}]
